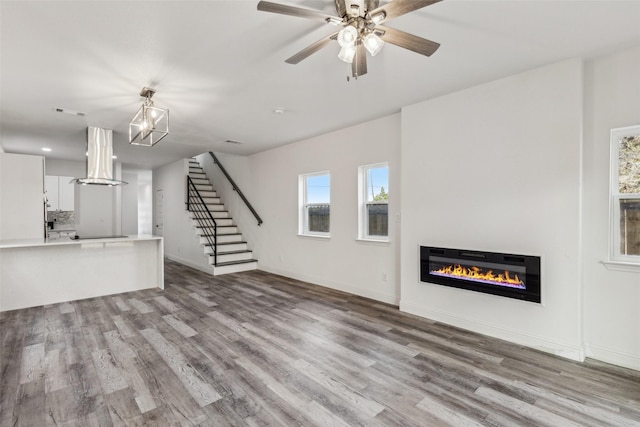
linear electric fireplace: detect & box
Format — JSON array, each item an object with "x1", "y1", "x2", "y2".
[{"x1": 420, "y1": 246, "x2": 541, "y2": 303}]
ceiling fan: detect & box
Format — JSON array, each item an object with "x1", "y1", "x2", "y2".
[{"x1": 257, "y1": 0, "x2": 442, "y2": 79}]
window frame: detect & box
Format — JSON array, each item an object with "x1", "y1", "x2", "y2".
[
  {"x1": 609, "y1": 125, "x2": 640, "y2": 264},
  {"x1": 358, "y1": 162, "x2": 389, "y2": 242},
  {"x1": 298, "y1": 171, "x2": 331, "y2": 237}
]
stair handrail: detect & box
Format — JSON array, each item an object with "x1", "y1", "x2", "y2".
[
  {"x1": 208, "y1": 152, "x2": 263, "y2": 226},
  {"x1": 187, "y1": 176, "x2": 218, "y2": 266}
]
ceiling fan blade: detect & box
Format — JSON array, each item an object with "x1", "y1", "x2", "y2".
[
  {"x1": 352, "y1": 42, "x2": 368, "y2": 78},
  {"x1": 285, "y1": 32, "x2": 339, "y2": 64},
  {"x1": 376, "y1": 25, "x2": 440, "y2": 57},
  {"x1": 257, "y1": 1, "x2": 339, "y2": 23},
  {"x1": 334, "y1": 0, "x2": 347, "y2": 18},
  {"x1": 369, "y1": 0, "x2": 441, "y2": 23}
]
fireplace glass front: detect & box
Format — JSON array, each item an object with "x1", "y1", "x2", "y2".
[{"x1": 420, "y1": 246, "x2": 541, "y2": 303}]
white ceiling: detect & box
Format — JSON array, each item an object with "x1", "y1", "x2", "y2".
[{"x1": 2, "y1": 0, "x2": 640, "y2": 170}]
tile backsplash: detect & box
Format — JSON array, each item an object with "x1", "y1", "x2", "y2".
[{"x1": 48, "y1": 210, "x2": 75, "y2": 229}]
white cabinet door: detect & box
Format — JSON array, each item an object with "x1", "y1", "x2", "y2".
[
  {"x1": 59, "y1": 176, "x2": 75, "y2": 211},
  {"x1": 45, "y1": 175, "x2": 59, "y2": 211},
  {"x1": 45, "y1": 175, "x2": 75, "y2": 211}
]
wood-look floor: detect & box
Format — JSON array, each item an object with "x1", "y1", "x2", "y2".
[{"x1": 2, "y1": 259, "x2": 639, "y2": 426}]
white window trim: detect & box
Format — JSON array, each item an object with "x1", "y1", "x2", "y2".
[
  {"x1": 298, "y1": 171, "x2": 330, "y2": 237},
  {"x1": 608, "y1": 125, "x2": 640, "y2": 265},
  {"x1": 358, "y1": 162, "x2": 389, "y2": 242}
]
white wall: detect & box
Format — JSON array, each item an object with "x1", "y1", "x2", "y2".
[
  {"x1": 0, "y1": 153, "x2": 45, "y2": 240},
  {"x1": 45, "y1": 158, "x2": 85, "y2": 177},
  {"x1": 75, "y1": 185, "x2": 119, "y2": 237},
  {"x1": 206, "y1": 114, "x2": 402, "y2": 304},
  {"x1": 122, "y1": 172, "x2": 138, "y2": 235},
  {"x1": 137, "y1": 170, "x2": 153, "y2": 235},
  {"x1": 582, "y1": 45, "x2": 640, "y2": 370},
  {"x1": 400, "y1": 59, "x2": 585, "y2": 360},
  {"x1": 153, "y1": 158, "x2": 211, "y2": 272}
]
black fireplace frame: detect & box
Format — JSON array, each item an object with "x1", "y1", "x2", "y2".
[{"x1": 420, "y1": 246, "x2": 541, "y2": 303}]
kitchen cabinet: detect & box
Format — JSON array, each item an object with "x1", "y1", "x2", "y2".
[
  {"x1": 45, "y1": 176, "x2": 59, "y2": 210},
  {"x1": 45, "y1": 175, "x2": 74, "y2": 211}
]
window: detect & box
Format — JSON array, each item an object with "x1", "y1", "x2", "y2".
[
  {"x1": 610, "y1": 126, "x2": 640, "y2": 262},
  {"x1": 299, "y1": 172, "x2": 330, "y2": 236},
  {"x1": 359, "y1": 163, "x2": 389, "y2": 241}
]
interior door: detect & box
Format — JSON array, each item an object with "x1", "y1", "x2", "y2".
[{"x1": 155, "y1": 189, "x2": 163, "y2": 236}]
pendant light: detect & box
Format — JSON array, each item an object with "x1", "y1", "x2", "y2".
[{"x1": 129, "y1": 87, "x2": 169, "y2": 147}]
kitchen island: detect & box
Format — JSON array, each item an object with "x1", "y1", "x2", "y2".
[{"x1": 0, "y1": 235, "x2": 163, "y2": 311}]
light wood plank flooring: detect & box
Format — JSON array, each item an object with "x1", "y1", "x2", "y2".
[{"x1": 1, "y1": 259, "x2": 639, "y2": 426}]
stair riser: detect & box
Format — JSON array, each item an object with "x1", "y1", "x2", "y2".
[
  {"x1": 190, "y1": 211, "x2": 229, "y2": 219},
  {"x1": 204, "y1": 203, "x2": 224, "y2": 211},
  {"x1": 188, "y1": 202, "x2": 223, "y2": 210},
  {"x1": 204, "y1": 243, "x2": 247, "y2": 253},
  {"x1": 191, "y1": 218, "x2": 233, "y2": 227},
  {"x1": 188, "y1": 198, "x2": 221, "y2": 206},
  {"x1": 212, "y1": 261, "x2": 258, "y2": 276},
  {"x1": 199, "y1": 235, "x2": 242, "y2": 244},
  {"x1": 190, "y1": 178, "x2": 210, "y2": 185},
  {"x1": 202, "y1": 198, "x2": 221, "y2": 204},
  {"x1": 194, "y1": 191, "x2": 217, "y2": 198},
  {"x1": 208, "y1": 252, "x2": 254, "y2": 264},
  {"x1": 194, "y1": 185, "x2": 214, "y2": 192},
  {"x1": 194, "y1": 227, "x2": 239, "y2": 235}
]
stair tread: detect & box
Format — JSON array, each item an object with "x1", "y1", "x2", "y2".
[
  {"x1": 214, "y1": 259, "x2": 258, "y2": 267},
  {"x1": 195, "y1": 225, "x2": 236, "y2": 228}
]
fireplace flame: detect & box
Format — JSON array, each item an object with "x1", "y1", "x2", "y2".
[{"x1": 433, "y1": 264, "x2": 524, "y2": 287}]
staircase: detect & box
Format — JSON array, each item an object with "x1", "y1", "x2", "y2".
[{"x1": 187, "y1": 158, "x2": 258, "y2": 275}]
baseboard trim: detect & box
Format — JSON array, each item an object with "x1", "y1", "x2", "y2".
[
  {"x1": 166, "y1": 254, "x2": 212, "y2": 275},
  {"x1": 584, "y1": 343, "x2": 640, "y2": 372},
  {"x1": 258, "y1": 265, "x2": 399, "y2": 305},
  {"x1": 400, "y1": 299, "x2": 585, "y2": 362}
]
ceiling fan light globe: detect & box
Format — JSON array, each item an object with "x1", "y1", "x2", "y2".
[
  {"x1": 338, "y1": 45, "x2": 356, "y2": 63},
  {"x1": 363, "y1": 33, "x2": 384, "y2": 56},
  {"x1": 337, "y1": 25, "x2": 358, "y2": 48},
  {"x1": 370, "y1": 11, "x2": 386, "y2": 24}
]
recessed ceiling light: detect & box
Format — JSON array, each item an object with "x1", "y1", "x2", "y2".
[
  {"x1": 54, "y1": 107, "x2": 85, "y2": 117},
  {"x1": 273, "y1": 107, "x2": 286, "y2": 114},
  {"x1": 112, "y1": 155, "x2": 117, "y2": 159},
  {"x1": 42, "y1": 147, "x2": 52, "y2": 152}
]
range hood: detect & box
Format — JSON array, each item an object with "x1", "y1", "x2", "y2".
[{"x1": 72, "y1": 127, "x2": 127, "y2": 186}]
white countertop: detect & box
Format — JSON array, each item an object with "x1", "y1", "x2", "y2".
[{"x1": 0, "y1": 234, "x2": 162, "y2": 249}]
